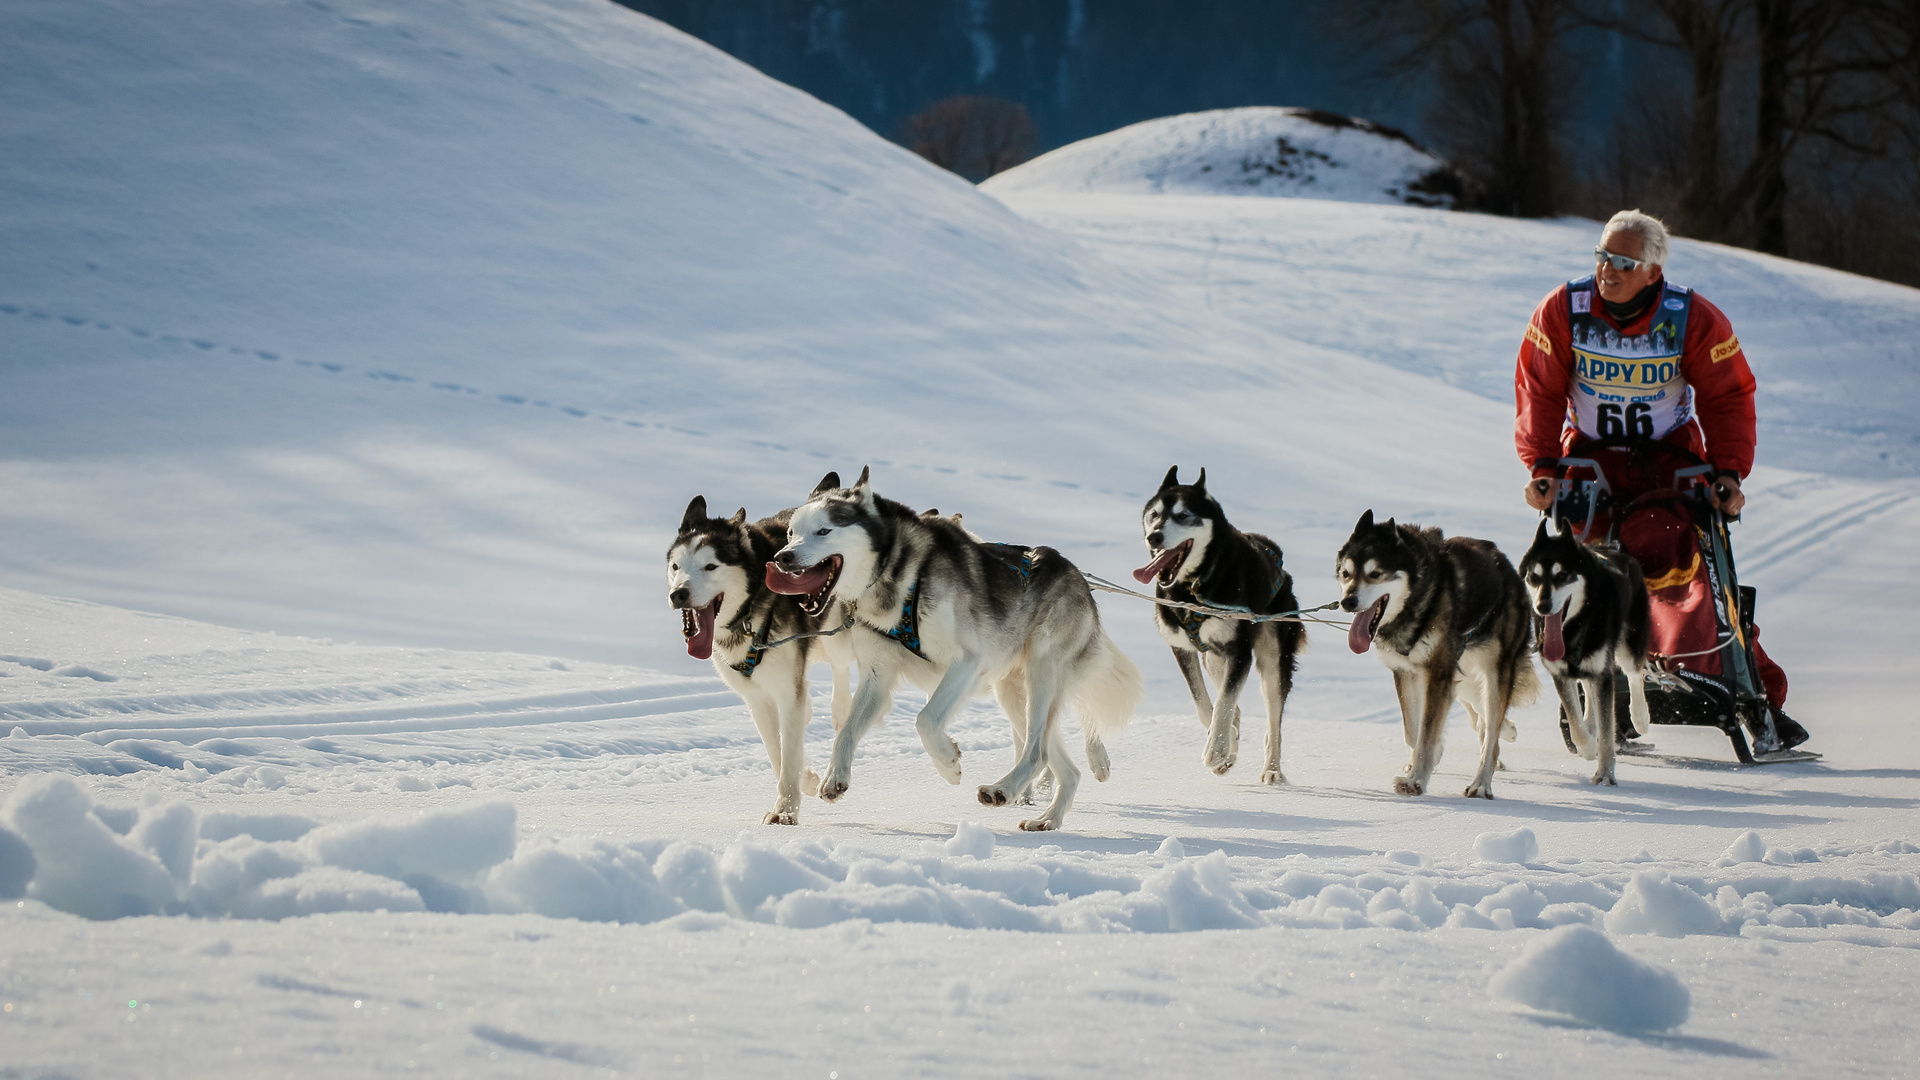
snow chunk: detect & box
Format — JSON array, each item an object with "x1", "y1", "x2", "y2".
[
  {"x1": 237, "y1": 867, "x2": 425, "y2": 920},
  {"x1": 944, "y1": 820, "x2": 995, "y2": 860},
  {"x1": 1719, "y1": 830, "x2": 1767, "y2": 864},
  {"x1": 719, "y1": 843, "x2": 833, "y2": 918},
  {"x1": 486, "y1": 840, "x2": 682, "y2": 924},
  {"x1": 1605, "y1": 872, "x2": 1725, "y2": 937},
  {"x1": 654, "y1": 841, "x2": 727, "y2": 913},
  {"x1": 303, "y1": 800, "x2": 515, "y2": 883},
  {"x1": 1156, "y1": 836, "x2": 1185, "y2": 858},
  {"x1": 130, "y1": 802, "x2": 199, "y2": 885},
  {"x1": 1140, "y1": 850, "x2": 1260, "y2": 931},
  {"x1": 0, "y1": 825, "x2": 35, "y2": 899},
  {"x1": 2, "y1": 775, "x2": 177, "y2": 919},
  {"x1": 1489, "y1": 925, "x2": 1690, "y2": 1031},
  {"x1": 1473, "y1": 828, "x2": 1538, "y2": 864}
]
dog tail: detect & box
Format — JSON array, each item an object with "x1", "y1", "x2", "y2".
[
  {"x1": 1071, "y1": 628, "x2": 1145, "y2": 740},
  {"x1": 1510, "y1": 646, "x2": 1542, "y2": 710}
]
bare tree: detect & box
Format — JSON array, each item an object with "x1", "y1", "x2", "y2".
[
  {"x1": 904, "y1": 95, "x2": 1038, "y2": 183},
  {"x1": 1335, "y1": 0, "x2": 1579, "y2": 217}
]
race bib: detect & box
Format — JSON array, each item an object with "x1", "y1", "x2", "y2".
[{"x1": 1566, "y1": 278, "x2": 1694, "y2": 441}]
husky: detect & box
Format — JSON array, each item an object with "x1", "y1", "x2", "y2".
[
  {"x1": 1336, "y1": 510, "x2": 1538, "y2": 798},
  {"x1": 766, "y1": 468, "x2": 1143, "y2": 832},
  {"x1": 1518, "y1": 518, "x2": 1652, "y2": 786},
  {"x1": 666, "y1": 494, "x2": 855, "y2": 825},
  {"x1": 1134, "y1": 466, "x2": 1305, "y2": 782}
]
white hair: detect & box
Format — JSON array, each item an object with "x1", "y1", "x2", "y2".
[{"x1": 1602, "y1": 209, "x2": 1670, "y2": 267}]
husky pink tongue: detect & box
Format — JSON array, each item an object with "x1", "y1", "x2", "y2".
[
  {"x1": 1541, "y1": 611, "x2": 1565, "y2": 662},
  {"x1": 1348, "y1": 597, "x2": 1386, "y2": 654},
  {"x1": 765, "y1": 561, "x2": 831, "y2": 595},
  {"x1": 686, "y1": 599, "x2": 719, "y2": 660},
  {"x1": 1132, "y1": 547, "x2": 1184, "y2": 585}
]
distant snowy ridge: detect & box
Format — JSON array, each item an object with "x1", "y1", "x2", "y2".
[{"x1": 982, "y1": 106, "x2": 1464, "y2": 207}]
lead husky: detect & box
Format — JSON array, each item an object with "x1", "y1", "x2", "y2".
[
  {"x1": 1518, "y1": 518, "x2": 1652, "y2": 786},
  {"x1": 666, "y1": 494, "x2": 855, "y2": 825},
  {"x1": 1135, "y1": 466, "x2": 1305, "y2": 782},
  {"x1": 767, "y1": 468, "x2": 1143, "y2": 832},
  {"x1": 1336, "y1": 510, "x2": 1537, "y2": 798}
]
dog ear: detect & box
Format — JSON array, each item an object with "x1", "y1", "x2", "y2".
[
  {"x1": 1355, "y1": 509, "x2": 1374, "y2": 533},
  {"x1": 729, "y1": 507, "x2": 747, "y2": 527},
  {"x1": 951, "y1": 512, "x2": 963, "y2": 526},
  {"x1": 1385, "y1": 517, "x2": 1399, "y2": 544},
  {"x1": 811, "y1": 471, "x2": 841, "y2": 498},
  {"x1": 680, "y1": 495, "x2": 707, "y2": 533},
  {"x1": 1193, "y1": 468, "x2": 1207, "y2": 493},
  {"x1": 1160, "y1": 465, "x2": 1179, "y2": 491},
  {"x1": 854, "y1": 466, "x2": 875, "y2": 511},
  {"x1": 1555, "y1": 516, "x2": 1574, "y2": 540},
  {"x1": 1534, "y1": 517, "x2": 1551, "y2": 546}
]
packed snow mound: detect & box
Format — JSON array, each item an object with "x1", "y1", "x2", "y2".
[
  {"x1": 982, "y1": 107, "x2": 1464, "y2": 207},
  {"x1": 1489, "y1": 925, "x2": 1692, "y2": 1031}
]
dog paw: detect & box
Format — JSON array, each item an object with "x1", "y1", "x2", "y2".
[
  {"x1": 1086, "y1": 742, "x2": 1112, "y2": 783},
  {"x1": 1463, "y1": 782, "x2": 1494, "y2": 800},
  {"x1": 925, "y1": 739, "x2": 963, "y2": 784},
  {"x1": 1591, "y1": 772, "x2": 1616, "y2": 787},
  {"x1": 818, "y1": 773, "x2": 850, "y2": 802},
  {"x1": 1017, "y1": 818, "x2": 1056, "y2": 832},
  {"x1": 762, "y1": 810, "x2": 798, "y2": 825},
  {"x1": 1393, "y1": 775, "x2": 1425, "y2": 797},
  {"x1": 802, "y1": 769, "x2": 821, "y2": 797},
  {"x1": 977, "y1": 785, "x2": 1009, "y2": 807},
  {"x1": 1259, "y1": 768, "x2": 1286, "y2": 786}
]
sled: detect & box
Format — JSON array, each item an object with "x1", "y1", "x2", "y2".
[{"x1": 1546, "y1": 435, "x2": 1806, "y2": 765}]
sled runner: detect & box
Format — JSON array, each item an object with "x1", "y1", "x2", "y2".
[{"x1": 1547, "y1": 436, "x2": 1810, "y2": 764}]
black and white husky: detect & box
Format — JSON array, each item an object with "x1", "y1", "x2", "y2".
[
  {"x1": 1336, "y1": 510, "x2": 1538, "y2": 799},
  {"x1": 1518, "y1": 518, "x2": 1652, "y2": 786},
  {"x1": 766, "y1": 468, "x2": 1143, "y2": 832},
  {"x1": 666, "y1": 495, "x2": 855, "y2": 825},
  {"x1": 1134, "y1": 466, "x2": 1305, "y2": 782}
]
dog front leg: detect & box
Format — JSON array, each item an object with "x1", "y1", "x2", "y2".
[
  {"x1": 1555, "y1": 675, "x2": 1596, "y2": 760},
  {"x1": 1396, "y1": 666, "x2": 1451, "y2": 796},
  {"x1": 1203, "y1": 647, "x2": 1252, "y2": 776},
  {"x1": 819, "y1": 666, "x2": 897, "y2": 802},
  {"x1": 830, "y1": 661, "x2": 852, "y2": 732},
  {"x1": 743, "y1": 691, "x2": 786, "y2": 820},
  {"x1": 1173, "y1": 647, "x2": 1213, "y2": 729},
  {"x1": 1589, "y1": 674, "x2": 1618, "y2": 786},
  {"x1": 1462, "y1": 667, "x2": 1503, "y2": 799},
  {"x1": 914, "y1": 655, "x2": 981, "y2": 784},
  {"x1": 1255, "y1": 639, "x2": 1290, "y2": 785},
  {"x1": 767, "y1": 673, "x2": 812, "y2": 824},
  {"x1": 1389, "y1": 668, "x2": 1422, "y2": 777}
]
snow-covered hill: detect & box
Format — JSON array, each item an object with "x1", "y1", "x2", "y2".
[
  {"x1": 983, "y1": 106, "x2": 1464, "y2": 206},
  {"x1": 4, "y1": 0, "x2": 1920, "y2": 1075}
]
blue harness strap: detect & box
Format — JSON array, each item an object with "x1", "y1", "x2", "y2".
[
  {"x1": 1173, "y1": 536, "x2": 1287, "y2": 654},
  {"x1": 880, "y1": 578, "x2": 929, "y2": 660},
  {"x1": 727, "y1": 612, "x2": 772, "y2": 678}
]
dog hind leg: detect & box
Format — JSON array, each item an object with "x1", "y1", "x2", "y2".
[
  {"x1": 982, "y1": 663, "x2": 1063, "y2": 808},
  {"x1": 1624, "y1": 663, "x2": 1650, "y2": 736},
  {"x1": 1462, "y1": 659, "x2": 1504, "y2": 799},
  {"x1": 1255, "y1": 634, "x2": 1289, "y2": 785},
  {"x1": 1020, "y1": 699, "x2": 1079, "y2": 832},
  {"x1": 994, "y1": 676, "x2": 1038, "y2": 805},
  {"x1": 1590, "y1": 674, "x2": 1618, "y2": 786}
]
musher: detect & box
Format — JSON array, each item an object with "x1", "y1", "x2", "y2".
[{"x1": 1513, "y1": 209, "x2": 1807, "y2": 750}]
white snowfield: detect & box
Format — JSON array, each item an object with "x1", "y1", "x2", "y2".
[
  {"x1": 982, "y1": 106, "x2": 1463, "y2": 208},
  {"x1": 3, "y1": 0, "x2": 1919, "y2": 1076}
]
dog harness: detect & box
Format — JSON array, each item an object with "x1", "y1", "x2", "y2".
[
  {"x1": 1565, "y1": 275, "x2": 1696, "y2": 444},
  {"x1": 726, "y1": 609, "x2": 772, "y2": 678},
  {"x1": 878, "y1": 577, "x2": 928, "y2": 660}
]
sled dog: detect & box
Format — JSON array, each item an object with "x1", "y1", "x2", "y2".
[
  {"x1": 1134, "y1": 466, "x2": 1305, "y2": 782},
  {"x1": 667, "y1": 494, "x2": 855, "y2": 825},
  {"x1": 767, "y1": 468, "x2": 1143, "y2": 831},
  {"x1": 1336, "y1": 510, "x2": 1537, "y2": 798},
  {"x1": 1518, "y1": 518, "x2": 1652, "y2": 786}
]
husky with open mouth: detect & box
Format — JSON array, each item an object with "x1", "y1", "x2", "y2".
[
  {"x1": 666, "y1": 492, "x2": 855, "y2": 825},
  {"x1": 1518, "y1": 518, "x2": 1652, "y2": 786},
  {"x1": 1336, "y1": 510, "x2": 1537, "y2": 798},
  {"x1": 767, "y1": 468, "x2": 1143, "y2": 832},
  {"x1": 1135, "y1": 466, "x2": 1305, "y2": 783}
]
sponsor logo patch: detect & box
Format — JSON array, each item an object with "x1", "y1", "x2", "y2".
[
  {"x1": 1710, "y1": 334, "x2": 1742, "y2": 363},
  {"x1": 1571, "y1": 290, "x2": 1592, "y2": 314},
  {"x1": 1525, "y1": 322, "x2": 1554, "y2": 357},
  {"x1": 1664, "y1": 297, "x2": 1687, "y2": 310}
]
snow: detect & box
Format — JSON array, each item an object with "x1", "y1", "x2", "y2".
[
  {"x1": 983, "y1": 107, "x2": 1461, "y2": 208},
  {"x1": 1489, "y1": 924, "x2": 1692, "y2": 1032},
  {"x1": 4, "y1": 0, "x2": 1920, "y2": 1074}
]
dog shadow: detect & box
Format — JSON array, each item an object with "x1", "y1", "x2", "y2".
[{"x1": 1522, "y1": 1012, "x2": 1772, "y2": 1058}]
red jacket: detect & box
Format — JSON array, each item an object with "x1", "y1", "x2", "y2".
[{"x1": 1514, "y1": 277, "x2": 1757, "y2": 479}]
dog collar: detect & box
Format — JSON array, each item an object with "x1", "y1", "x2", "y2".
[{"x1": 727, "y1": 609, "x2": 773, "y2": 678}]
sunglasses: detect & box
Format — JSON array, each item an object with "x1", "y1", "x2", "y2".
[{"x1": 1594, "y1": 246, "x2": 1645, "y2": 272}]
